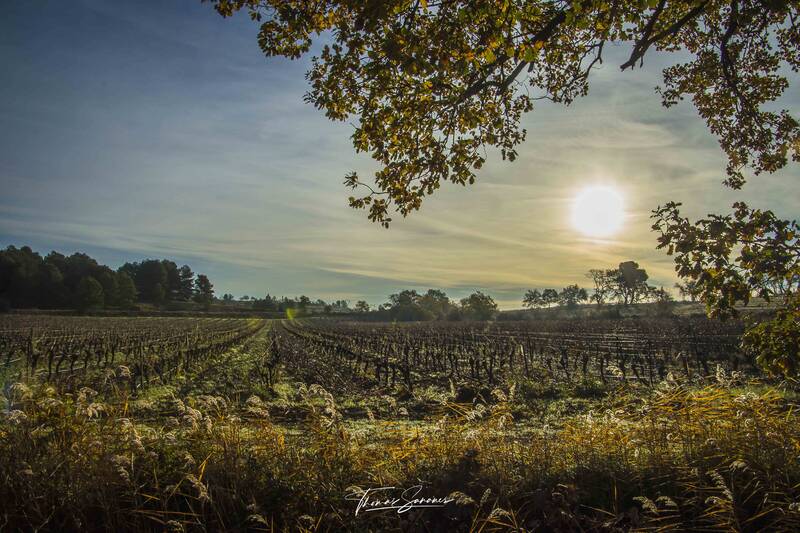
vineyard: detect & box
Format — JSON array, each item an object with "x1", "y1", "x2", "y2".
[
  {"x1": 1, "y1": 314, "x2": 798, "y2": 532},
  {"x1": 0, "y1": 316, "x2": 265, "y2": 391},
  {"x1": 1, "y1": 315, "x2": 748, "y2": 400},
  {"x1": 278, "y1": 318, "x2": 747, "y2": 393}
]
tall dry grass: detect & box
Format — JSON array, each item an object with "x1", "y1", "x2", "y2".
[{"x1": 1, "y1": 377, "x2": 798, "y2": 531}]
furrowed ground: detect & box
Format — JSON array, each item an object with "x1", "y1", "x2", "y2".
[{"x1": 1, "y1": 315, "x2": 798, "y2": 532}]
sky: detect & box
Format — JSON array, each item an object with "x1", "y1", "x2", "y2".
[{"x1": 1, "y1": 1, "x2": 797, "y2": 309}]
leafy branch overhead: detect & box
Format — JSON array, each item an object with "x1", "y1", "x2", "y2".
[
  {"x1": 652, "y1": 201, "x2": 800, "y2": 377},
  {"x1": 210, "y1": 0, "x2": 798, "y2": 226},
  {"x1": 652, "y1": 201, "x2": 800, "y2": 320}
]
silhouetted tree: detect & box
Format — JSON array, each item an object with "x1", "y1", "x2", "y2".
[
  {"x1": 194, "y1": 274, "x2": 214, "y2": 309},
  {"x1": 586, "y1": 269, "x2": 616, "y2": 305},
  {"x1": 418, "y1": 289, "x2": 453, "y2": 319},
  {"x1": 162, "y1": 260, "x2": 181, "y2": 300},
  {"x1": 386, "y1": 290, "x2": 432, "y2": 321},
  {"x1": 541, "y1": 289, "x2": 560, "y2": 308},
  {"x1": 178, "y1": 265, "x2": 195, "y2": 301},
  {"x1": 522, "y1": 289, "x2": 542, "y2": 309},
  {"x1": 460, "y1": 291, "x2": 498, "y2": 320},
  {"x1": 613, "y1": 261, "x2": 651, "y2": 306},
  {"x1": 121, "y1": 260, "x2": 167, "y2": 304},
  {"x1": 559, "y1": 284, "x2": 589, "y2": 308}
]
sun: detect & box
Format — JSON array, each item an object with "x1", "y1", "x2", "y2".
[{"x1": 571, "y1": 186, "x2": 625, "y2": 238}]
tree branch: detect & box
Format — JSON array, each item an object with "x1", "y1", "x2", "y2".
[
  {"x1": 620, "y1": 1, "x2": 709, "y2": 70},
  {"x1": 720, "y1": 0, "x2": 748, "y2": 112},
  {"x1": 453, "y1": 9, "x2": 568, "y2": 105}
]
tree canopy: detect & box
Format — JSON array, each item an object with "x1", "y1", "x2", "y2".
[
  {"x1": 652, "y1": 201, "x2": 799, "y2": 377},
  {"x1": 0, "y1": 245, "x2": 214, "y2": 312},
  {"x1": 653, "y1": 202, "x2": 799, "y2": 320},
  {"x1": 615, "y1": 260, "x2": 651, "y2": 306},
  {"x1": 209, "y1": 0, "x2": 799, "y2": 375},
  {"x1": 523, "y1": 285, "x2": 588, "y2": 308},
  {"x1": 523, "y1": 262, "x2": 658, "y2": 309},
  {"x1": 210, "y1": 0, "x2": 798, "y2": 226},
  {"x1": 194, "y1": 274, "x2": 215, "y2": 309},
  {"x1": 460, "y1": 291, "x2": 499, "y2": 320}
]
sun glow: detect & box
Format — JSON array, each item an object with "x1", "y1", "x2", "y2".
[{"x1": 571, "y1": 186, "x2": 625, "y2": 238}]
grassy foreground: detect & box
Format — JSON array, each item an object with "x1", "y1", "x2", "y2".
[{"x1": 2, "y1": 371, "x2": 799, "y2": 532}]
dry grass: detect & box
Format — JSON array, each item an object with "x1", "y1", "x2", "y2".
[{"x1": 1, "y1": 375, "x2": 799, "y2": 532}]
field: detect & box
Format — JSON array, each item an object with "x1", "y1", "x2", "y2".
[{"x1": 1, "y1": 314, "x2": 799, "y2": 532}]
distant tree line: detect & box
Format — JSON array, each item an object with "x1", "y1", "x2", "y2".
[
  {"x1": 212, "y1": 293, "x2": 356, "y2": 315},
  {"x1": 217, "y1": 289, "x2": 498, "y2": 322},
  {"x1": 523, "y1": 261, "x2": 674, "y2": 310},
  {"x1": 2, "y1": 246, "x2": 673, "y2": 320},
  {"x1": 245, "y1": 294, "x2": 351, "y2": 314},
  {"x1": 0, "y1": 245, "x2": 214, "y2": 311},
  {"x1": 362, "y1": 289, "x2": 498, "y2": 322}
]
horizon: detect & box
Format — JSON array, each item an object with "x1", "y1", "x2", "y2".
[
  {"x1": 0, "y1": 241, "x2": 690, "y2": 311},
  {"x1": 1, "y1": 1, "x2": 797, "y2": 310}
]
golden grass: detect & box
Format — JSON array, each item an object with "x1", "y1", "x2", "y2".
[{"x1": 1, "y1": 380, "x2": 798, "y2": 531}]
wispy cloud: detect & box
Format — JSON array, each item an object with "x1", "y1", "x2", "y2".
[{"x1": 1, "y1": 3, "x2": 797, "y2": 308}]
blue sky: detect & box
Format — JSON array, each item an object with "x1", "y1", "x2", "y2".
[{"x1": 1, "y1": 1, "x2": 797, "y2": 308}]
